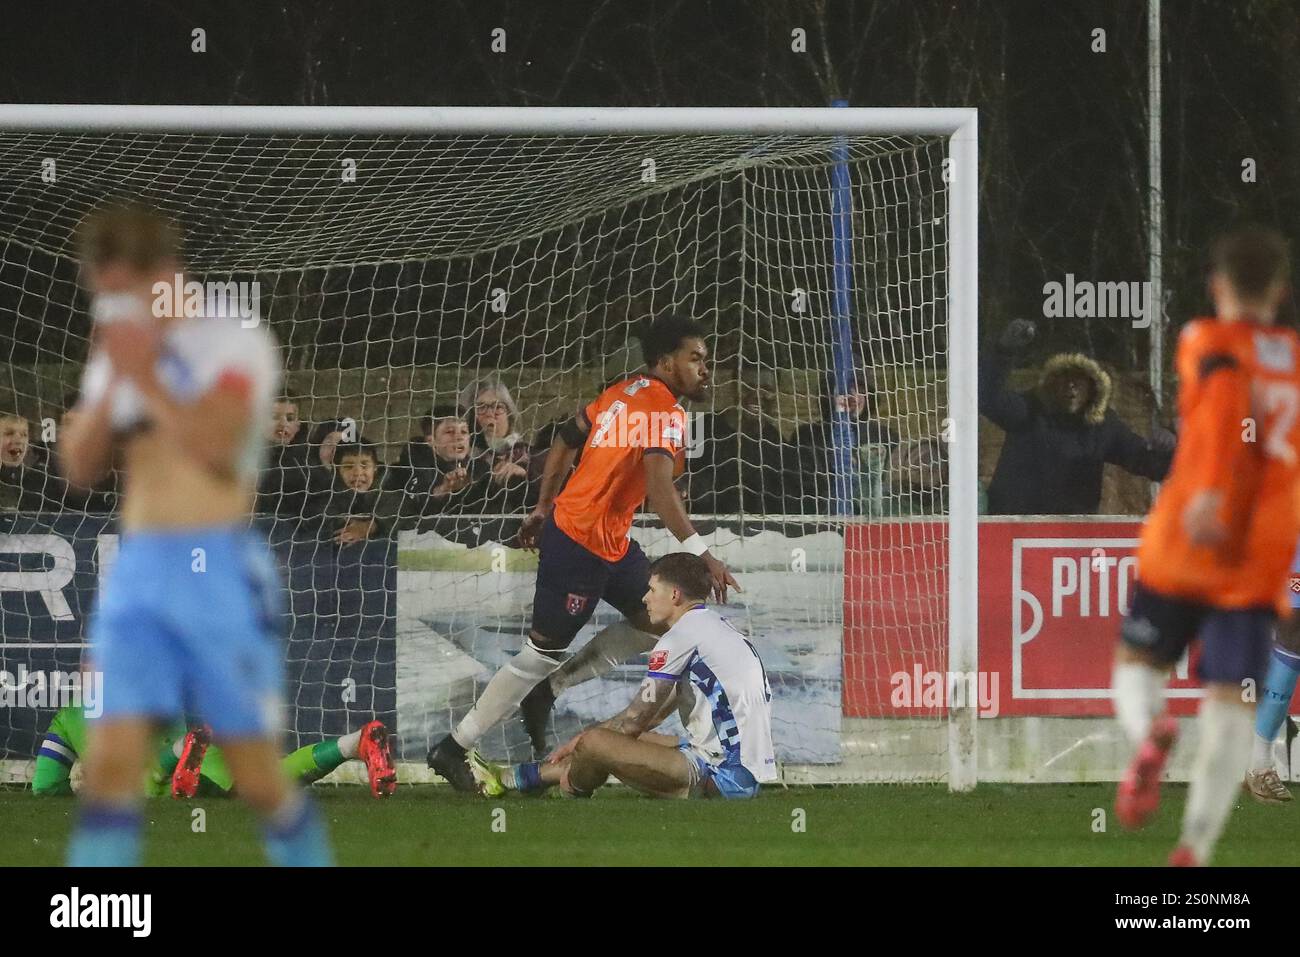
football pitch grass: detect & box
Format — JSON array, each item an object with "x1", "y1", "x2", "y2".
[{"x1": 3, "y1": 782, "x2": 1297, "y2": 866}]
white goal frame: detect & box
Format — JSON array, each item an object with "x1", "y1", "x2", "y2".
[{"x1": 0, "y1": 104, "x2": 979, "y2": 791}]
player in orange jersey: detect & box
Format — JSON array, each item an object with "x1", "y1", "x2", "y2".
[
  {"x1": 1113, "y1": 225, "x2": 1298, "y2": 865},
  {"x1": 428, "y1": 316, "x2": 741, "y2": 790}
]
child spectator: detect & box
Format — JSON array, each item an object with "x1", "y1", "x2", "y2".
[
  {"x1": 386, "y1": 405, "x2": 489, "y2": 524},
  {"x1": 0, "y1": 413, "x2": 73, "y2": 512},
  {"x1": 256, "y1": 396, "x2": 314, "y2": 521},
  {"x1": 319, "y1": 442, "x2": 398, "y2": 543}
]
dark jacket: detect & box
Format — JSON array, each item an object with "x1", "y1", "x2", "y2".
[
  {"x1": 384, "y1": 438, "x2": 490, "y2": 525},
  {"x1": 784, "y1": 387, "x2": 898, "y2": 515},
  {"x1": 981, "y1": 349, "x2": 1174, "y2": 515},
  {"x1": 685, "y1": 410, "x2": 787, "y2": 516},
  {"x1": 2, "y1": 443, "x2": 118, "y2": 513},
  {"x1": 316, "y1": 475, "x2": 400, "y2": 541},
  {"x1": 255, "y1": 441, "x2": 316, "y2": 519},
  {"x1": 0, "y1": 461, "x2": 67, "y2": 512},
  {"x1": 470, "y1": 437, "x2": 533, "y2": 515}
]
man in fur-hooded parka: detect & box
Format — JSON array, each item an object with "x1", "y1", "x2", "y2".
[{"x1": 981, "y1": 318, "x2": 1175, "y2": 515}]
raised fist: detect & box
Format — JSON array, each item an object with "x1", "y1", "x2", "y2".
[
  {"x1": 998, "y1": 318, "x2": 1037, "y2": 354},
  {"x1": 1150, "y1": 425, "x2": 1177, "y2": 455}
]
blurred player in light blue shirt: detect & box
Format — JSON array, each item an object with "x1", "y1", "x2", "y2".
[{"x1": 60, "y1": 202, "x2": 331, "y2": 866}]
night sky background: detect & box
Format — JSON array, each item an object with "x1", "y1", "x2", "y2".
[{"x1": 0, "y1": 0, "x2": 1297, "y2": 396}]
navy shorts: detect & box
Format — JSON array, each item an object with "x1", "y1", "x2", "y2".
[
  {"x1": 530, "y1": 514, "x2": 651, "y2": 648},
  {"x1": 1120, "y1": 581, "x2": 1274, "y2": 686}
]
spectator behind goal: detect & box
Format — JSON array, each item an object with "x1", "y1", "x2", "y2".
[
  {"x1": 785, "y1": 368, "x2": 897, "y2": 515},
  {"x1": 980, "y1": 317, "x2": 1175, "y2": 515},
  {"x1": 458, "y1": 376, "x2": 533, "y2": 514},
  {"x1": 686, "y1": 366, "x2": 787, "y2": 516},
  {"x1": 386, "y1": 405, "x2": 489, "y2": 524},
  {"x1": 318, "y1": 442, "x2": 398, "y2": 544},
  {"x1": 0, "y1": 413, "x2": 70, "y2": 511},
  {"x1": 255, "y1": 396, "x2": 314, "y2": 522}
]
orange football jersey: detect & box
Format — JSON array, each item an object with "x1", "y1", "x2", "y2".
[
  {"x1": 551, "y1": 374, "x2": 687, "y2": 562},
  {"x1": 1137, "y1": 317, "x2": 1300, "y2": 615}
]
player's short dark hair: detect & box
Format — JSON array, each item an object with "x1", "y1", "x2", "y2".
[
  {"x1": 1211, "y1": 225, "x2": 1291, "y2": 300},
  {"x1": 649, "y1": 552, "x2": 712, "y2": 602},
  {"x1": 640, "y1": 315, "x2": 707, "y2": 369},
  {"x1": 333, "y1": 442, "x2": 378, "y2": 465},
  {"x1": 77, "y1": 200, "x2": 181, "y2": 272},
  {"x1": 423, "y1": 404, "x2": 465, "y2": 437}
]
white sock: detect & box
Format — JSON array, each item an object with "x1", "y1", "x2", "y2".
[
  {"x1": 338, "y1": 730, "x2": 362, "y2": 760},
  {"x1": 550, "y1": 621, "x2": 659, "y2": 695},
  {"x1": 1112, "y1": 661, "x2": 1165, "y2": 745},
  {"x1": 172, "y1": 738, "x2": 185, "y2": 759},
  {"x1": 1180, "y1": 698, "x2": 1254, "y2": 864},
  {"x1": 1250, "y1": 732, "x2": 1276, "y2": 772},
  {"x1": 452, "y1": 639, "x2": 561, "y2": 748},
  {"x1": 267, "y1": 790, "x2": 306, "y2": 830}
]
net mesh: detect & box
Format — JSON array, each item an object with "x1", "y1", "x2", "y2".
[{"x1": 0, "y1": 127, "x2": 951, "y2": 783}]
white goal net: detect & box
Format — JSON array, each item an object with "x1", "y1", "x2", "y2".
[{"x1": 0, "y1": 107, "x2": 977, "y2": 787}]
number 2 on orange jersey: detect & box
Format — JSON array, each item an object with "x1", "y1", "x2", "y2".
[{"x1": 1255, "y1": 380, "x2": 1299, "y2": 464}]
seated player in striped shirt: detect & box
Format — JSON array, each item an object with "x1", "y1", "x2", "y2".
[
  {"x1": 469, "y1": 553, "x2": 775, "y2": 799},
  {"x1": 33, "y1": 705, "x2": 396, "y2": 799}
]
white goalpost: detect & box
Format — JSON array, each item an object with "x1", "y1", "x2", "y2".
[{"x1": 0, "y1": 105, "x2": 979, "y2": 791}]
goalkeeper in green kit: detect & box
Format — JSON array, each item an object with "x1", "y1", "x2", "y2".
[{"x1": 33, "y1": 706, "x2": 396, "y2": 799}]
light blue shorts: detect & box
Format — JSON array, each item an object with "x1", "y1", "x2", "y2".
[
  {"x1": 678, "y1": 740, "x2": 760, "y2": 800},
  {"x1": 89, "y1": 525, "x2": 286, "y2": 737}
]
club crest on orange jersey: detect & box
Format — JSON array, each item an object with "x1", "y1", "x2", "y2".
[{"x1": 1254, "y1": 332, "x2": 1294, "y2": 372}]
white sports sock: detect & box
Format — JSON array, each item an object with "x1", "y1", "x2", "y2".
[
  {"x1": 267, "y1": 790, "x2": 306, "y2": 830},
  {"x1": 1250, "y1": 732, "x2": 1275, "y2": 772},
  {"x1": 452, "y1": 639, "x2": 561, "y2": 748},
  {"x1": 338, "y1": 730, "x2": 362, "y2": 760},
  {"x1": 1180, "y1": 697, "x2": 1254, "y2": 864},
  {"x1": 1112, "y1": 661, "x2": 1166, "y2": 745},
  {"x1": 550, "y1": 621, "x2": 659, "y2": 695}
]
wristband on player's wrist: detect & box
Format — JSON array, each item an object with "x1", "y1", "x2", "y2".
[{"x1": 680, "y1": 533, "x2": 708, "y2": 556}]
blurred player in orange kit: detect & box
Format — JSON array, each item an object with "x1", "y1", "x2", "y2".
[{"x1": 1112, "y1": 225, "x2": 1299, "y2": 865}]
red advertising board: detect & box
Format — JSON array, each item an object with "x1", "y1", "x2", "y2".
[
  {"x1": 977, "y1": 518, "x2": 1203, "y2": 717},
  {"x1": 843, "y1": 518, "x2": 1233, "y2": 719}
]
